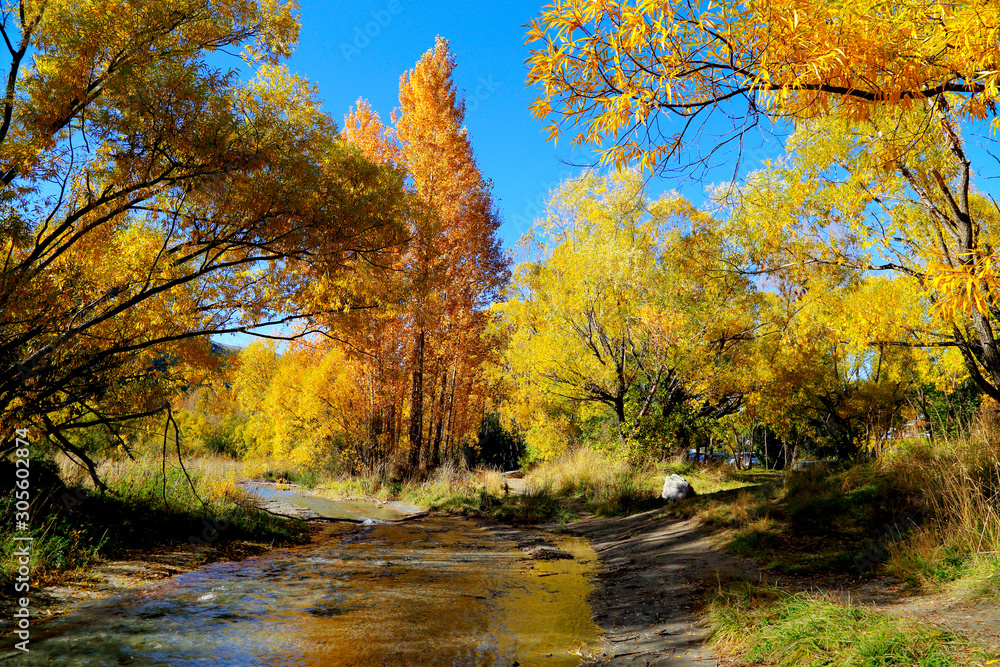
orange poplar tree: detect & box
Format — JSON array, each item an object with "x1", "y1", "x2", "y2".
[
  {"x1": 394, "y1": 38, "x2": 509, "y2": 471},
  {"x1": 337, "y1": 39, "x2": 510, "y2": 475}
]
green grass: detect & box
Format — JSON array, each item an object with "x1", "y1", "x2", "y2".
[
  {"x1": 708, "y1": 579, "x2": 988, "y2": 667},
  {"x1": 946, "y1": 557, "x2": 1000, "y2": 602},
  {"x1": 673, "y1": 464, "x2": 926, "y2": 578},
  {"x1": 667, "y1": 439, "x2": 1000, "y2": 602}
]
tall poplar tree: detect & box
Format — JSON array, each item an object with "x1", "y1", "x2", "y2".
[
  {"x1": 394, "y1": 38, "x2": 509, "y2": 471},
  {"x1": 340, "y1": 39, "x2": 509, "y2": 474}
]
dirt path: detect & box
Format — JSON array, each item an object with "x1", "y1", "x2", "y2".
[
  {"x1": 505, "y1": 477, "x2": 528, "y2": 494},
  {"x1": 876, "y1": 591, "x2": 1000, "y2": 651},
  {"x1": 560, "y1": 509, "x2": 762, "y2": 666},
  {"x1": 558, "y1": 503, "x2": 999, "y2": 666}
]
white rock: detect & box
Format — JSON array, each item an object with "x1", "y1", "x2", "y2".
[{"x1": 661, "y1": 473, "x2": 695, "y2": 501}]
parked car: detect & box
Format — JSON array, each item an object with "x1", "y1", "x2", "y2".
[
  {"x1": 685, "y1": 449, "x2": 729, "y2": 462},
  {"x1": 726, "y1": 452, "x2": 758, "y2": 468}
]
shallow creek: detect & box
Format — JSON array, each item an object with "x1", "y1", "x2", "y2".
[{"x1": 22, "y1": 491, "x2": 601, "y2": 666}]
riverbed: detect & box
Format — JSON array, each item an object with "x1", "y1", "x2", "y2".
[{"x1": 18, "y1": 493, "x2": 601, "y2": 666}]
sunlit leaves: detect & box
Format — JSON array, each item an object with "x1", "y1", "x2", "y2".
[
  {"x1": 501, "y1": 169, "x2": 759, "y2": 460},
  {"x1": 0, "y1": 0, "x2": 407, "y2": 462},
  {"x1": 929, "y1": 254, "x2": 1000, "y2": 321},
  {"x1": 234, "y1": 340, "x2": 360, "y2": 468},
  {"x1": 717, "y1": 103, "x2": 998, "y2": 371},
  {"x1": 526, "y1": 0, "x2": 1000, "y2": 171},
  {"x1": 317, "y1": 39, "x2": 510, "y2": 473}
]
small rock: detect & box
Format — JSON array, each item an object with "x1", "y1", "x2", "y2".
[
  {"x1": 661, "y1": 473, "x2": 696, "y2": 501},
  {"x1": 522, "y1": 546, "x2": 573, "y2": 560}
]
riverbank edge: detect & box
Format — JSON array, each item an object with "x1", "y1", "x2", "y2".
[
  {"x1": 461, "y1": 504, "x2": 752, "y2": 666},
  {"x1": 11, "y1": 481, "x2": 430, "y2": 630},
  {"x1": 547, "y1": 510, "x2": 756, "y2": 666},
  {"x1": 548, "y1": 506, "x2": 1000, "y2": 667}
]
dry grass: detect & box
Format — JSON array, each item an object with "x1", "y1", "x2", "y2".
[
  {"x1": 878, "y1": 433, "x2": 1000, "y2": 591},
  {"x1": 522, "y1": 447, "x2": 757, "y2": 515},
  {"x1": 308, "y1": 461, "x2": 505, "y2": 503},
  {"x1": 283, "y1": 448, "x2": 757, "y2": 522},
  {"x1": 1, "y1": 452, "x2": 300, "y2": 588},
  {"x1": 699, "y1": 489, "x2": 774, "y2": 527},
  {"x1": 399, "y1": 462, "x2": 508, "y2": 507},
  {"x1": 665, "y1": 429, "x2": 1000, "y2": 589}
]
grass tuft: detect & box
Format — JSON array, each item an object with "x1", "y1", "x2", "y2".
[{"x1": 708, "y1": 579, "x2": 978, "y2": 667}]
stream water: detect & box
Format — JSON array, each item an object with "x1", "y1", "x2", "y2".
[{"x1": 20, "y1": 492, "x2": 601, "y2": 666}]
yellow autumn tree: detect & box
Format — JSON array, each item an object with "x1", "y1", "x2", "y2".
[
  {"x1": 234, "y1": 340, "x2": 366, "y2": 471},
  {"x1": 526, "y1": 0, "x2": 1000, "y2": 407},
  {"x1": 526, "y1": 0, "x2": 1000, "y2": 169},
  {"x1": 0, "y1": 1, "x2": 407, "y2": 482},
  {"x1": 500, "y1": 170, "x2": 760, "y2": 461},
  {"x1": 735, "y1": 274, "x2": 932, "y2": 460},
  {"x1": 248, "y1": 40, "x2": 513, "y2": 477},
  {"x1": 713, "y1": 108, "x2": 996, "y2": 403}
]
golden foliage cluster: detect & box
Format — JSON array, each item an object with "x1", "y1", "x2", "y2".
[{"x1": 527, "y1": 0, "x2": 1000, "y2": 169}]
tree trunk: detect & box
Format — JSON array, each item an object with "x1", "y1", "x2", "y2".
[
  {"x1": 614, "y1": 394, "x2": 626, "y2": 429},
  {"x1": 430, "y1": 369, "x2": 448, "y2": 468},
  {"x1": 442, "y1": 361, "x2": 459, "y2": 459},
  {"x1": 407, "y1": 327, "x2": 425, "y2": 475}
]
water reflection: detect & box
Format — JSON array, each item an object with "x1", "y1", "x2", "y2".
[
  {"x1": 242, "y1": 485, "x2": 425, "y2": 523},
  {"x1": 23, "y1": 517, "x2": 600, "y2": 666}
]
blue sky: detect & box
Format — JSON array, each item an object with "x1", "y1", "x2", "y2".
[
  {"x1": 287, "y1": 0, "x2": 593, "y2": 249},
  {"x1": 217, "y1": 0, "x2": 1000, "y2": 347},
  {"x1": 222, "y1": 0, "x2": 778, "y2": 347},
  {"x1": 284, "y1": 0, "x2": 789, "y2": 251},
  {"x1": 212, "y1": 0, "x2": 788, "y2": 347},
  {"x1": 283, "y1": 1, "x2": 1000, "y2": 243}
]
